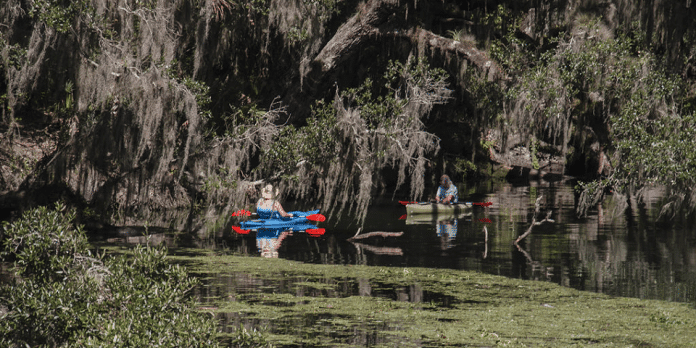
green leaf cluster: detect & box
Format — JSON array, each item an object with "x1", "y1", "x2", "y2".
[
  {"x1": 261, "y1": 100, "x2": 338, "y2": 176},
  {"x1": 0, "y1": 204, "x2": 89, "y2": 283},
  {"x1": 0, "y1": 203, "x2": 221, "y2": 347},
  {"x1": 495, "y1": 14, "x2": 696, "y2": 194},
  {"x1": 28, "y1": 0, "x2": 93, "y2": 33}
]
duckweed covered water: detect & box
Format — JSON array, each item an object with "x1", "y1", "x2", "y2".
[{"x1": 171, "y1": 252, "x2": 696, "y2": 347}]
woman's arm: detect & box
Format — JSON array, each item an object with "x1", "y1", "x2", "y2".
[{"x1": 274, "y1": 201, "x2": 293, "y2": 217}]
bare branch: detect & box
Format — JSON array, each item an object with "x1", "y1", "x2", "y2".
[
  {"x1": 514, "y1": 195, "x2": 554, "y2": 244},
  {"x1": 347, "y1": 231, "x2": 404, "y2": 241}
]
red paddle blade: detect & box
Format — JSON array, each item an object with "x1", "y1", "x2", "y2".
[
  {"x1": 399, "y1": 201, "x2": 417, "y2": 205},
  {"x1": 232, "y1": 209, "x2": 252, "y2": 217},
  {"x1": 232, "y1": 226, "x2": 251, "y2": 234},
  {"x1": 306, "y1": 228, "x2": 325, "y2": 237},
  {"x1": 306, "y1": 214, "x2": 326, "y2": 222},
  {"x1": 473, "y1": 202, "x2": 493, "y2": 207},
  {"x1": 398, "y1": 214, "x2": 408, "y2": 220}
]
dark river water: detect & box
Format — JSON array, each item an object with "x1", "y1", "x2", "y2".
[
  {"x1": 273, "y1": 180, "x2": 696, "y2": 303},
  {"x1": 105, "y1": 179, "x2": 696, "y2": 304}
]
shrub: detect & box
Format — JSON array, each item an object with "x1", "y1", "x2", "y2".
[{"x1": 0, "y1": 203, "x2": 221, "y2": 347}]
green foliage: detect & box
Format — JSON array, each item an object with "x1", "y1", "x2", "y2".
[
  {"x1": 222, "y1": 102, "x2": 268, "y2": 137},
  {"x1": 530, "y1": 137, "x2": 539, "y2": 170},
  {"x1": 452, "y1": 157, "x2": 477, "y2": 178},
  {"x1": 261, "y1": 100, "x2": 338, "y2": 176},
  {"x1": 260, "y1": 57, "x2": 449, "y2": 215},
  {"x1": 28, "y1": 0, "x2": 92, "y2": 33},
  {"x1": 133, "y1": 0, "x2": 157, "y2": 10},
  {"x1": 182, "y1": 77, "x2": 213, "y2": 120},
  {"x1": 261, "y1": 58, "x2": 448, "y2": 177},
  {"x1": 287, "y1": 25, "x2": 309, "y2": 45},
  {"x1": 343, "y1": 77, "x2": 404, "y2": 129},
  {"x1": 481, "y1": 4, "x2": 514, "y2": 33},
  {"x1": 494, "y1": 14, "x2": 696, "y2": 196},
  {"x1": 447, "y1": 29, "x2": 464, "y2": 42},
  {"x1": 0, "y1": 204, "x2": 222, "y2": 347},
  {"x1": 202, "y1": 167, "x2": 238, "y2": 193},
  {"x1": 4, "y1": 42, "x2": 27, "y2": 70},
  {"x1": 1, "y1": 203, "x2": 89, "y2": 283},
  {"x1": 239, "y1": 0, "x2": 271, "y2": 17},
  {"x1": 230, "y1": 324, "x2": 275, "y2": 348},
  {"x1": 383, "y1": 58, "x2": 450, "y2": 99},
  {"x1": 64, "y1": 80, "x2": 74, "y2": 111}
]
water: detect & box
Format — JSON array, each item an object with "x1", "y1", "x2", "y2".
[{"x1": 101, "y1": 179, "x2": 696, "y2": 304}]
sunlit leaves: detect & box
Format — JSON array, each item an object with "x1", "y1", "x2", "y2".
[
  {"x1": 0, "y1": 204, "x2": 221, "y2": 347},
  {"x1": 28, "y1": 0, "x2": 92, "y2": 33}
]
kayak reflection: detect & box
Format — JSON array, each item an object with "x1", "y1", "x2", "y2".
[
  {"x1": 256, "y1": 228, "x2": 293, "y2": 258},
  {"x1": 233, "y1": 221, "x2": 326, "y2": 258},
  {"x1": 404, "y1": 211, "x2": 470, "y2": 250},
  {"x1": 436, "y1": 219, "x2": 457, "y2": 250}
]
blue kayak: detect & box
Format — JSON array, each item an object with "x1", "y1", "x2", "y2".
[
  {"x1": 234, "y1": 210, "x2": 325, "y2": 236},
  {"x1": 240, "y1": 210, "x2": 321, "y2": 229}
]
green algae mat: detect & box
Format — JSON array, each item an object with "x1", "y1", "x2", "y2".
[{"x1": 172, "y1": 252, "x2": 696, "y2": 347}]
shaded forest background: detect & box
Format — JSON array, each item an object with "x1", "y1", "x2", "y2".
[{"x1": 1, "y1": 0, "x2": 695, "y2": 230}]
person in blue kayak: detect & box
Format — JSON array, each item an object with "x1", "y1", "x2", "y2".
[
  {"x1": 435, "y1": 174, "x2": 458, "y2": 204},
  {"x1": 256, "y1": 184, "x2": 294, "y2": 219}
]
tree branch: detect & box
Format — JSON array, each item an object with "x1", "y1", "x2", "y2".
[
  {"x1": 514, "y1": 195, "x2": 554, "y2": 244},
  {"x1": 301, "y1": 0, "x2": 505, "y2": 98},
  {"x1": 348, "y1": 231, "x2": 404, "y2": 241}
]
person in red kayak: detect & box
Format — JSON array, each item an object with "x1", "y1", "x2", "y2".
[
  {"x1": 435, "y1": 175, "x2": 458, "y2": 204},
  {"x1": 256, "y1": 184, "x2": 294, "y2": 219}
]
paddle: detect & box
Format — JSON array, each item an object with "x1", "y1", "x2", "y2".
[
  {"x1": 306, "y1": 228, "x2": 325, "y2": 237},
  {"x1": 232, "y1": 225, "x2": 324, "y2": 236},
  {"x1": 231, "y1": 209, "x2": 252, "y2": 217},
  {"x1": 232, "y1": 226, "x2": 251, "y2": 234},
  {"x1": 398, "y1": 201, "x2": 493, "y2": 207},
  {"x1": 232, "y1": 209, "x2": 326, "y2": 222},
  {"x1": 306, "y1": 214, "x2": 326, "y2": 222}
]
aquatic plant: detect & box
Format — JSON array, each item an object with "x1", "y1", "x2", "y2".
[{"x1": 174, "y1": 252, "x2": 696, "y2": 347}]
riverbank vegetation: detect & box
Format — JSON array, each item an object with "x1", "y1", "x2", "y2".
[
  {"x1": 1, "y1": 1, "x2": 696, "y2": 227},
  {"x1": 0, "y1": 204, "x2": 221, "y2": 346}
]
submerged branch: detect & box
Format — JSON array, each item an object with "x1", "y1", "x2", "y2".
[
  {"x1": 514, "y1": 195, "x2": 554, "y2": 245},
  {"x1": 347, "y1": 231, "x2": 404, "y2": 241},
  {"x1": 350, "y1": 242, "x2": 404, "y2": 256}
]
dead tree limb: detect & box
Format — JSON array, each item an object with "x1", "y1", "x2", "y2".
[
  {"x1": 514, "y1": 195, "x2": 554, "y2": 245},
  {"x1": 350, "y1": 242, "x2": 404, "y2": 256},
  {"x1": 348, "y1": 231, "x2": 404, "y2": 241},
  {"x1": 482, "y1": 226, "x2": 488, "y2": 259}
]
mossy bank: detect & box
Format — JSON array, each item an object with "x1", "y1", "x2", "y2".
[{"x1": 171, "y1": 251, "x2": 696, "y2": 347}]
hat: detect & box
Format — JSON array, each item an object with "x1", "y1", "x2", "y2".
[{"x1": 261, "y1": 184, "x2": 279, "y2": 199}]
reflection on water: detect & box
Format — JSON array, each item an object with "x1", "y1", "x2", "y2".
[
  {"x1": 191, "y1": 269, "x2": 457, "y2": 338},
  {"x1": 99, "y1": 180, "x2": 696, "y2": 304},
  {"x1": 256, "y1": 228, "x2": 294, "y2": 258},
  {"x1": 436, "y1": 219, "x2": 457, "y2": 250}
]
